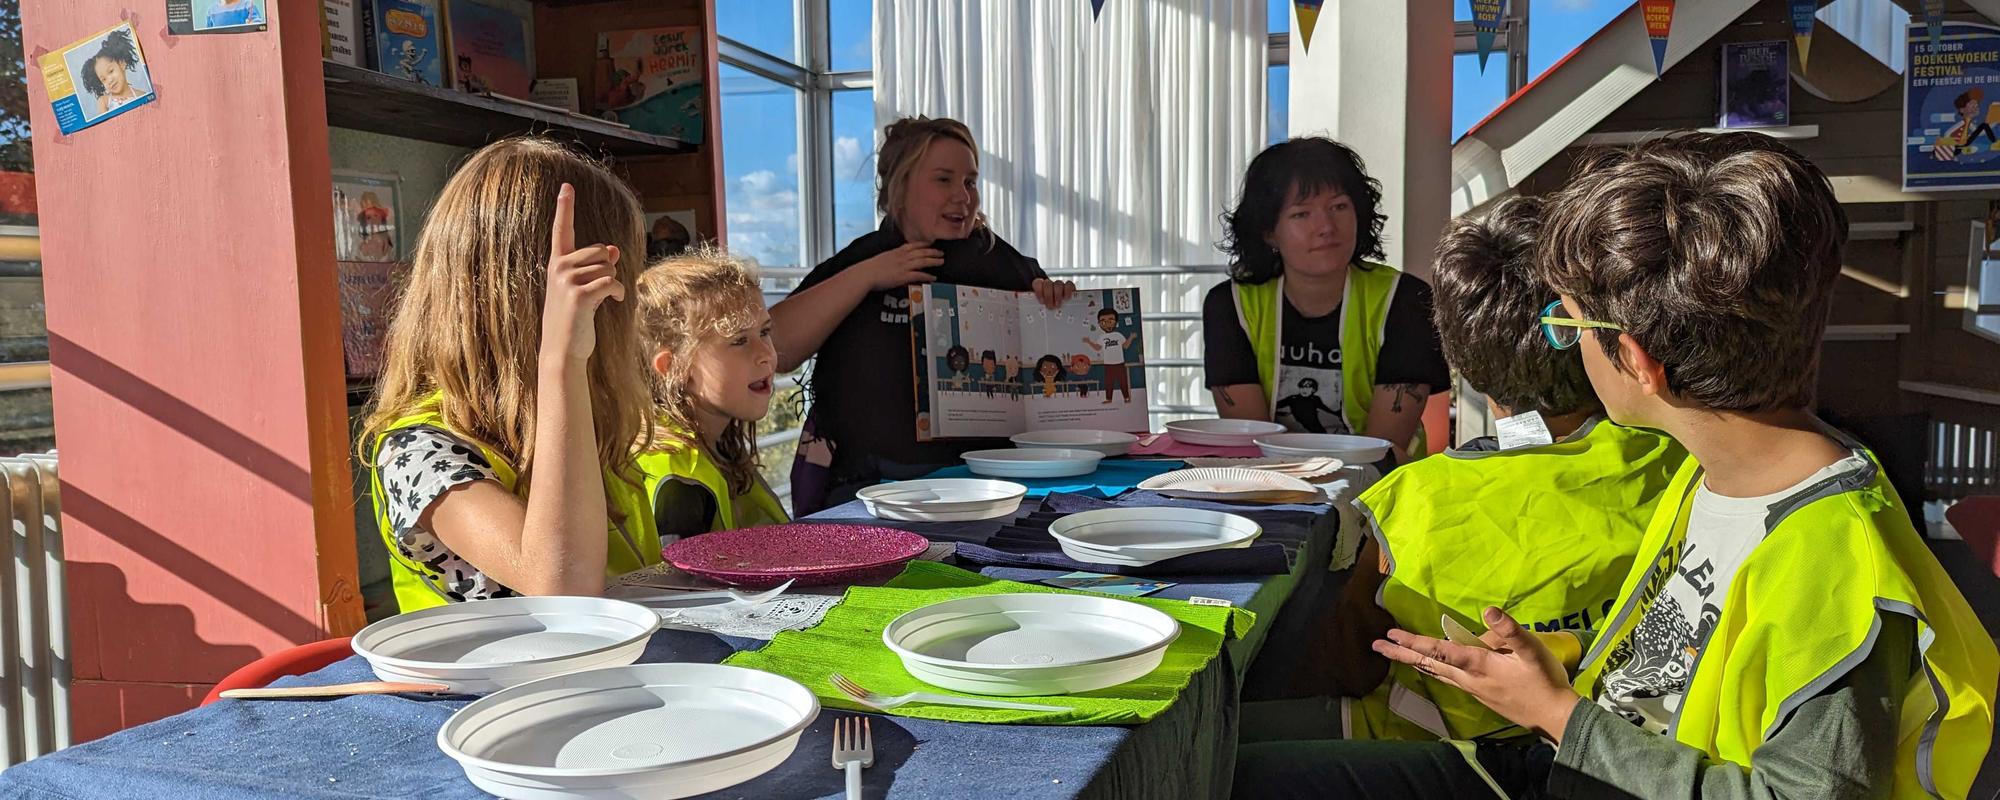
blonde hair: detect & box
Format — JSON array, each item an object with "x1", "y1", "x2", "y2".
[
  {"x1": 360, "y1": 137, "x2": 654, "y2": 496},
  {"x1": 636, "y1": 246, "x2": 766, "y2": 495},
  {"x1": 876, "y1": 116, "x2": 989, "y2": 235}
]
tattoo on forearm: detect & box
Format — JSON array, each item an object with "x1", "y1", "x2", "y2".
[
  {"x1": 1384, "y1": 383, "x2": 1431, "y2": 413},
  {"x1": 1217, "y1": 387, "x2": 1236, "y2": 407}
]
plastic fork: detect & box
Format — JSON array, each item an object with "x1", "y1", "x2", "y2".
[
  {"x1": 612, "y1": 579, "x2": 795, "y2": 607},
  {"x1": 831, "y1": 716, "x2": 873, "y2": 799},
  {"x1": 828, "y1": 672, "x2": 1071, "y2": 713}
]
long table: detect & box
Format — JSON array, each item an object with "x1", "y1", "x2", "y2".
[{"x1": 0, "y1": 475, "x2": 1364, "y2": 799}]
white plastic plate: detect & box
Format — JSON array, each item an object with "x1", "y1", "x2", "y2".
[
  {"x1": 855, "y1": 478, "x2": 1028, "y2": 522},
  {"x1": 351, "y1": 596, "x2": 660, "y2": 694},
  {"x1": 883, "y1": 593, "x2": 1180, "y2": 696},
  {"x1": 1009, "y1": 429, "x2": 1139, "y2": 457},
  {"x1": 1047, "y1": 507, "x2": 1262, "y2": 566},
  {"x1": 439, "y1": 662, "x2": 818, "y2": 800},
  {"x1": 960, "y1": 448, "x2": 1104, "y2": 479},
  {"x1": 1254, "y1": 433, "x2": 1393, "y2": 464},
  {"x1": 1136, "y1": 467, "x2": 1322, "y2": 500},
  {"x1": 1164, "y1": 418, "x2": 1287, "y2": 447}
]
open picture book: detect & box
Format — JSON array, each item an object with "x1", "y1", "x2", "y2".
[{"x1": 910, "y1": 283, "x2": 1149, "y2": 440}]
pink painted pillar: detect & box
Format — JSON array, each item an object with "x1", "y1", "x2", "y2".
[{"x1": 21, "y1": 0, "x2": 363, "y2": 740}]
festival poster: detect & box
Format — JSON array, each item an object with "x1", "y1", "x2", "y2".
[
  {"x1": 1790, "y1": 0, "x2": 1816, "y2": 71},
  {"x1": 1904, "y1": 21, "x2": 2000, "y2": 191},
  {"x1": 1473, "y1": 0, "x2": 1504, "y2": 72},
  {"x1": 166, "y1": 0, "x2": 268, "y2": 35},
  {"x1": 1642, "y1": 0, "x2": 1676, "y2": 78},
  {"x1": 39, "y1": 22, "x2": 156, "y2": 135}
]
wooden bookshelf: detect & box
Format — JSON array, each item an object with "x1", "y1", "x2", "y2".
[{"x1": 321, "y1": 61, "x2": 694, "y2": 157}]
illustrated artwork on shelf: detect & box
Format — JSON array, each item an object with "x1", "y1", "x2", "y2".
[
  {"x1": 595, "y1": 27, "x2": 707, "y2": 144},
  {"x1": 167, "y1": 0, "x2": 269, "y2": 35},
  {"x1": 645, "y1": 210, "x2": 698, "y2": 260},
  {"x1": 1717, "y1": 40, "x2": 1789, "y2": 128},
  {"x1": 367, "y1": 0, "x2": 446, "y2": 87},
  {"x1": 447, "y1": 0, "x2": 533, "y2": 99},
  {"x1": 332, "y1": 171, "x2": 402, "y2": 263},
  {"x1": 40, "y1": 21, "x2": 157, "y2": 135}
]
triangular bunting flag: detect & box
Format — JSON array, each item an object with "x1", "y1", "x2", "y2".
[
  {"x1": 1924, "y1": 0, "x2": 1945, "y2": 48},
  {"x1": 1473, "y1": 0, "x2": 1505, "y2": 73},
  {"x1": 1294, "y1": 0, "x2": 1324, "y2": 54},
  {"x1": 1641, "y1": 0, "x2": 1676, "y2": 78},
  {"x1": 1091, "y1": 0, "x2": 1105, "y2": 19},
  {"x1": 1791, "y1": 0, "x2": 1816, "y2": 72}
]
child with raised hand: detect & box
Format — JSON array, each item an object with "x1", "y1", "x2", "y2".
[
  {"x1": 1237, "y1": 132, "x2": 1997, "y2": 799},
  {"x1": 361, "y1": 138, "x2": 660, "y2": 611},
  {"x1": 633, "y1": 248, "x2": 788, "y2": 542}
]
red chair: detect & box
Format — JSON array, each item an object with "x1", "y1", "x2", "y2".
[
  {"x1": 1946, "y1": 496, "x2": 2000, "y2": 579},
  {"x1": 200, "y1": 637, "x2": 355, "y2": 706}
]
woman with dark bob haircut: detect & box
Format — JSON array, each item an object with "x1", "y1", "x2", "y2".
[{"x1": 1200, "y1": 137, "x2": 1448, "y2": 463}]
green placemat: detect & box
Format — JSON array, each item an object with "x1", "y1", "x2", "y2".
[{"x1": 724, "y1": 561, "x2": 1256, "y2": 725}]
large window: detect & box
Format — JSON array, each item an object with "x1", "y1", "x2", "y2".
[{"x1": 718, "y1": 65, "x2": 805, "y2": 271}]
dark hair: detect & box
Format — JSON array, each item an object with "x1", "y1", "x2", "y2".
[
  {"x1": 1220, "y1": 137, "x2": 1388, "y2": 284},
  {"x1": 980, "y1": 349, "x2": 996, "y2": 361},
  {"x1": 1097, "y1": 308, "x2": 1117, "y2": 320},
  {"x1": 1433, "y1": 196, "x2": 1599, "y2": 417},
  {"x1": 78, "y1": 28, "x2": 139, "y2": 97},
  {"x1": 946, "y1": 345, "x2": 970, "y2": 368},
  {"x1": 1298, "y1": 377, "x2": 1318, "y2": 391},
  {"x1": 1536, "y1": 133, "x2": 1848, "y2": 412},
  {"x1": 1035, "y1": 354, "x2": 1062, "y2": 373}
]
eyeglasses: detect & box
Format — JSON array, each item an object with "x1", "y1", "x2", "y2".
[{"x1": 1539, "y1": 300, "x2": 1624, "y2": 350}]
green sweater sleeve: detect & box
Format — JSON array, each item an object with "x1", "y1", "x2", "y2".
[{"x1": 1548, "y1": 613, "x2": 1915, "y2": 800}]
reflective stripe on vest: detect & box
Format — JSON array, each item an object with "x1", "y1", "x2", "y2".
[
  {"x1": 1573, "y1": 445, "x2": 1998, "y2": 798},
  {"x1": 1230, "y1": 263, "x2": 1420, "y2": 454},
  {"x1": 367, "y1": 406, "x2": 659, "y2": 613},
  {"x1": 1351, "y1": 418, "x2": 1688, "y2": 741}
]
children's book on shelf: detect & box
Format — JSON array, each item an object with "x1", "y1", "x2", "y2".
[
  {"x1": 446, "y1": 0, "x2": 532, "y2": 98},
  {"x1": 910, "y1": 284, "x2": 1147, "y2": 440},
  {"x1": 321, "y1": 0, "x2": 365, "y2": 66},
  {"x1": 1718, "y1": 40, "x2": 1789, "y2": 128},
  {"x1": 331, "y1": 170, "x2": 401, "y2": 263},
  {"x1": 337, "y1": 260, "x2": 403, "y2": 378},
  {"x1": 594, "y1": 27, "x2": 706, "y2": 144},
  {"x1": 366, "y1": 0, "x2": 446, "y2": 87}
]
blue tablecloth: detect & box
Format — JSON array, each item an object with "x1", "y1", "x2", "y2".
[
  {"x1": 918, "y1": 459, "x2": 1186, "y2": 498},
  {"x1": 0, "y1": 486, "x2": 1338, "y2": 800}
]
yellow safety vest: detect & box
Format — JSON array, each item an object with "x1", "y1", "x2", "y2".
[
  {"x1": 1574, "y1": 449, "x2": 1998, "y2": 798},
  {"x1": 366, "y1": 405, "x2": 659, "y2": 613},
  {"x1": 1346, "y1": 418, "x2": 1688, "y2": 741},
  {"x1": 1231, "y1": 263, "x2": 1423, "y2": 455},
  {"x1": 635, "y1": 431, "x2": 789, "y2": 536}
]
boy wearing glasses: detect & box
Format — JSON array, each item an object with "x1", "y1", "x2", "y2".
[
  {"x1": 1239, "y1": 133, "x2": 1996, "y2": 798},
  {"x1": 1300, "y1": 196, "x2": 1688, "y2": 745}
]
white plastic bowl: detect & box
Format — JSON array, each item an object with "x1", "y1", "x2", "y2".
[
  {"x1": 883, "y1": 593, "x2": 1180, "y2": 696},
  {"x1": 1047, "y1": 507, "x2": 1262, "y2": 566},
  {"x1": 1164, "y1": 418, "x2": 1287, "y2": 447},
  {"x1": 351, "y1": 596, "x2": 660, "y2": 694},
  {"x1": 1009, "y1": 429, "x2": 1139, "y2": 457},
  {"x1": 1254, "y1": 433, "x2": 1393, "y2": 464},
  {"x1": 855, "y1": 478, "x2": 1028, "y2": 522},
  {"x1": 960, "y1": 448, "x2": 1104, "y2": 479},
  {"x1": 439, "y1": 662, "x2": 818, "y2": 799}
]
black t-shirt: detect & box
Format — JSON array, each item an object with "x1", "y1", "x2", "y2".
[
  {"x1": 1201, "y1": 272, "x2": 1449, "y2": 434},
  {"x1": 794, "y1": 220, "x2": 1046, "y2": 473}
]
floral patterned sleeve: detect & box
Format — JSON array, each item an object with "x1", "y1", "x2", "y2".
[{"x1": 374, "y1": 426, "x2": 518, "y2": 602}]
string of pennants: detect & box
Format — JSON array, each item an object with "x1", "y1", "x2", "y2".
[{"x1": 1085, "y1": 0, "x2": 1952, "y2": 79}]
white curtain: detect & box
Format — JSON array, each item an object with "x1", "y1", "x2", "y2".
[{"x1": 875, "y1": 0, "x2": 1267, "y2": 418}]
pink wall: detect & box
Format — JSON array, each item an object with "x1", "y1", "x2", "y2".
[{"x1": 20, "y1": 0, "x2": 362, "y2": 739}]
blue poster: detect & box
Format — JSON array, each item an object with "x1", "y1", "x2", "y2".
[{"x1": 1905, "y1": 21, "x2": 2000, "y2": 191}]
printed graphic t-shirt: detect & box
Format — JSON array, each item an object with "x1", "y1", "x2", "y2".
[
  {"x1": 1201, "y1": 273, "x2": 1448, "y2": 434},
  {"x1": 1594, "y1": 453, "x2": 1871, "y2": 732},
  {"x1": 1090, "y1": 330, "x2": 1131, "y2": 365}
]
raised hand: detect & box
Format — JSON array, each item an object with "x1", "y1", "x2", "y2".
[{"x1": 541, "y1": 183, "x2": 627, "y2": 363}]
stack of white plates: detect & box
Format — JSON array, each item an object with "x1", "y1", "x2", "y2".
[
  {"x1": 883, "y1": 593, "x2": 1180, "y2": 696},
  {"x1": 1164, "y1": 419, "x2": 1286, "y2": 447},
  {"x1": 1255, "y1": 433, "x2": 1393, "y2": 464},
  {"x1": 439, "y1": 663, "x2": 818, "y2": 800},
  {"x1": 1047, "y1": 507, "x2": 1262, "y2": 567},
  {"x1": 1137, "y1": 467, "x2": 1324, "y2": 502},
  {"x1": 351, "y1": 596, "x2": 660, "y2": 694},
  {"x1": 1009, "y1": 429, "x2": 1139, "y2": 457},
  {"x1": 961, "y1": 448, "x2": 1103, "y2": 478},
  {"x1": 856, "y1": 478, "x2": 1028, "y2": 522}
]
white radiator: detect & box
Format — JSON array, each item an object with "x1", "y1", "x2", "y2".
[{"x1": 0, "y1": 452, "x2": 65, "y2": 765}]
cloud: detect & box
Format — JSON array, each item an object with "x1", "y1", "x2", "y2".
[
  {"x1": 738, "y1": 169, "x2": 779, "y2": 194},
  {"x1": 785, "y1": 153, "x2": 801, "y2": 175},
  {"x1": 833, "y1": 136, "x2": 869, "y2": 180},
  {"x1": 725, "y1": 167, "x2": 804, "y2": 267}
]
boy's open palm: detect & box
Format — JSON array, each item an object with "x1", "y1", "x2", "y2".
[
  {"x1": 1373, "y1": 606, "x2": 1582, "y2": 742},
  {"x1": 543, "y1": 183, "x2": 627, "y2": 363}
]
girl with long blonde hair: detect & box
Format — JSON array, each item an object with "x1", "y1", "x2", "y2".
[
  {"x1": 633, "y1": 248, "x2": 787, "y2": 539},
  {"x1": 359, "y1": 137, "x2": 659, "y2": 611}
]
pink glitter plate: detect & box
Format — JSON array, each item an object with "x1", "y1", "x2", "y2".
[{"x1": 663, "y1": 524, "x2": 933, "y2": 588}]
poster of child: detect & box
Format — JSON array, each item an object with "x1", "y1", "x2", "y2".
[
  {"x1": 41, "y1": 23, "x2": 156, "y2": 133},
  {"x1": 331, "y1": 172, "x2": 401, "y2": 263}
]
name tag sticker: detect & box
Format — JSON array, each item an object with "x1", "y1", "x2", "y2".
[{"x1": 1495, "y1": 410, "x2": 1555, "y2": 450}]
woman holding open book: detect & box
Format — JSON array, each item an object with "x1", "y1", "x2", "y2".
[{"x1": 771, "y1": 116, "x2": 1075, "y2": 515}]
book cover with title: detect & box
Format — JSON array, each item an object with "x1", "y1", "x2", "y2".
[
  {"x1": 1719, "y1": 40, "x2": 1790, "y2": 128},
  {"x1": 595, "y1": 27, "x2": 706, "y2": 144}
]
